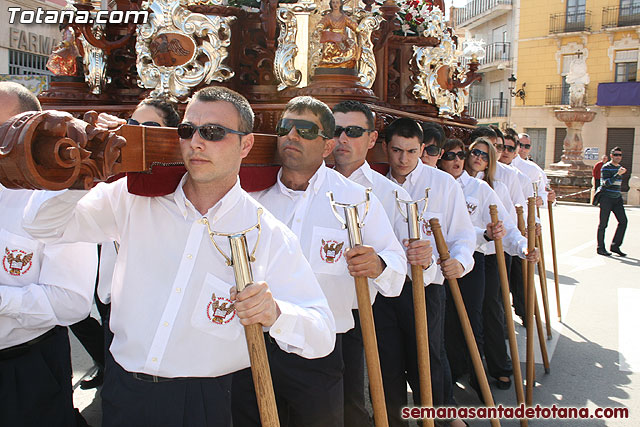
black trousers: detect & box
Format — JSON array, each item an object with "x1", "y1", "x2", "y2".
[
  {"x1": 482, "y1": 254, "x2": 513, "y2": 379},
  {"x1": 445, "y1": 251, "x2": 485, "y2": 382},
  {"x1": 101, "y1": 350, "x2": 232, "y2": 427},
  {"x1": 597, "y1": 196, "x2": 628, "y2": 249},
  {"x1": 373, "y1": 278, "x2": 451, "y2": 427},
  {"x1": 342, "y1": 309, "x2": 372, "y2": 426},
  {"x1": 231, "y1": 334, "x2": 344, "y2": 427},
  {"x1": 0, "y1": 327, "x2": 77, "y2": 427},
  {"x1": 509, "y1": 256, "x2": 526, "y2": 319}
]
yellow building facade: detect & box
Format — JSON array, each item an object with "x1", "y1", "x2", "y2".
[{"x1": 512, "y1": 0, "x2": 639, "y2": 192}]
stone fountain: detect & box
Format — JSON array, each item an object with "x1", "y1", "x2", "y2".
[{"x1": 547, "y1": 55, "x2": 596, "y2": 201}]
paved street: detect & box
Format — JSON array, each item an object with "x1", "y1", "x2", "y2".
[{"x1": 71, "y1": 202, "x2": 640, "y2": 426}]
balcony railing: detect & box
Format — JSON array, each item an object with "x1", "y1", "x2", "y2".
[
  {"x1": 468, "y1": 98, "x2": 509, "y2": 119},
  {"x1": 602, "y1": 5, "x2": 640, "y2": 28},
  {"x1": 454, "y1": 0, "x2": 512, "y2": 27},
  {"x1": 549, "y1": 11, "x2": 592, "y2": 33},
  {"x1": 460, "y1": 42, "x2": 510, "y2": 69},
  {"x1": 546, "y1": 84, "x2": 589, "y2": 105}
]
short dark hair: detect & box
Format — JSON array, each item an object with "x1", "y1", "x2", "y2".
[
  {"x1": 384, "y1": 117, "x2": 423, "y2": 143},
  {"x1": 0, "y1": 81, "x2": 42, "y2": 114},
  {"x1": 282, "y1": 96, "x2": 335, "y2": 139},
  {"x1": 442, "y1": 138, "x2": 465, "y2": 152},
  {"x1": 422, "y1": 122, "x2": 445, "y2": 147},
  {"x1": 504, "y1": 134, "x2": 518, "y2": 146},
  {"x1": 610, "y1": 146, "x2": 622, "y2": 154},
  {"x1": 489, "y1": 125, "x2": 505, "y2": 143},
  {"x1": 468, "y1": 126, "x2": 496, "y2": 144},
  {"x1": 137, "y1": 98, "x2": 181, "y2": 127},
  {"x1": 191, "y1": 86, "x2": 254, "y2": 133},
  {"x1": 332, "y1": 100, "x2": 375, "y2": 130},
  {"x1": 504, "y1": 127, "x2": 518, "y2": 138}
]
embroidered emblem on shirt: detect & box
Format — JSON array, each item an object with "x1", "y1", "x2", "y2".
[
  {"x1": 320, "y1": 239, "x2": 345, "y2": 263},
  {"x1": 206, "y1": 292, "x2": 236, "y2": 325},
  {"x1": 3, "y1": 247, "x2": 34, "y2": 276},
  {"x1": 466, "y1": 202, "x2": 478, "y2": 215},
  {"x1": 421, "y1": 219, "x2": 433, "y2": 237}
]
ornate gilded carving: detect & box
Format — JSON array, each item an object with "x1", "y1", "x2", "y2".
[
  {"x1": 0, "y1": 111, "x2": 126, "y2": 190},
  {"x1": 352, "y1": 10, "x2": 381, "y2": 89},
  {"x1": 79, "y1": 29, "x2": 110, "y2": 95},
  {"x1": 136, "y1": 0, "x2": 236, "y2": 102},
  {"x1": 410, "y1": 8, "x2": 466, "y2": 117},
  {"x1": 274, "y1": 8, "x2": 302, "y2": 91}
]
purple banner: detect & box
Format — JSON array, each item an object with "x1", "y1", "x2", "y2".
[{"x1": 596, "y1": 82, "x2": 640, "y2": 106}]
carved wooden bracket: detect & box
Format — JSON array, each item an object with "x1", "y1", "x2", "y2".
[{"x1": 0, "y1": 111, "x2": 126, "y2": 190}]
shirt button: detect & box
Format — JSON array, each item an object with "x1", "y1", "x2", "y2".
[
  {"x1": 275, "y1": 328, "x2": 282, "y2": 334},
  {"x1": 187, "y1": 254, "x2": 193, "y2": 259},
  {"x1": 152, "y1": 357, "x2": 158, "y2": 362},
  {"x1": 176, "y1": 288, "x2": 181, "y2": 293},
  {"x1": 163, "y1": 322, "x2": 169, "y2": 327},
  {"x1": 296, "y1": 219, "x2": 301, "y2": 223}
]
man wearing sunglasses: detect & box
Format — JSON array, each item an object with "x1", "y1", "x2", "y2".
[
  {"x1": 331, "y1": 100, "x2": 436, "y2": 426},
  {"x1": 505, "y1": 134, "x2": 549, "y2": 208},
  {"x1": 420, "y1": 122, "x2": 445, "y2": 167},
  {"x1": 382, "y1": 117, "x2": 475, "y2": 423},
  {"x1": 597, "y1": 147, "x2": 628, "y2": 257},
  {"x1": 23, "y1": 86, "x2": 336, "y2": 427},
  {"x1": 251, "y1": 96, "x2": 406, "y2": 427}
]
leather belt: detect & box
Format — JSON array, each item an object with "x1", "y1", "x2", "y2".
[
  {"x1": 132, "y1": 372, "x2": 177, "y2": 383},
  {"x1": 0, "y1": 327, "x2": 59, "y2": 361}
]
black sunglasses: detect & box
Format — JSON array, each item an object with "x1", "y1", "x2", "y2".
[
  {"x1": 423, "y1": 144, "x2": 441, "y2": 157},
  {"x1": 470, "y1": 148, "x2": 489, "y2": 162},
  {"x1": 520, "y1": 143, "x2": 531, "y2": 149},
  {"x1": 611, "y1": 153, "x2": 622, "y2": 157},
  {"x1": 128, "y1": 118, "x2": 161, "y2": 127},
  {"x1": 177, "y1": 123, "x2": 248, "y2": 142},
  {"x1": 441, "y1": 150, "x2": 466, "y2": 161},
  {"x1": 334, "y1": 125, "x2": 373, "y2": 138},
  {"x1": 503, "y1": 144, "x2": 517, "y2": 153},
  {"x1": 276, "y1": 118, "x2": 330, "y2": 140}
]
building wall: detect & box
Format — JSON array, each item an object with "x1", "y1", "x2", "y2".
[{"x1": 513, "y1": 0, "x2": 640, "y2": 174}]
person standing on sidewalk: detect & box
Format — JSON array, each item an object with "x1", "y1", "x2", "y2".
[
  {"x1": 597, "y1": 147, "x2": 628, "y2": 257},
  {"x1": 593, "y1": 154, "x2": 608, "y2": 191}
]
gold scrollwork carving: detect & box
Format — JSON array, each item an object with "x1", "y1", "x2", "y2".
[
  {"x1": 274, "y1": 8, "x2": 302, "y2": 91},
  {"x1": 136, "y1": 0, "x2": 235, "y2": 102},
  {"x1": 79, "y1": 28, "x2": 110, "y2": 95}
]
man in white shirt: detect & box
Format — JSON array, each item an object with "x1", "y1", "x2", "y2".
[
  {"x1": 382, "y1": 117, "x2": 475, "y2": 421},
  {"x1": 516, "y1": 133, "x2": 556, "y2": 206},
  {"x1": 332, "y1": 101, "x2": 435, "y2": 426},
  {"x1": 0, "y1": 82, "x2": 98, "y2": 427},
  {"x1": 251, "y1": 96, "x2": 406, "y2": 427},
  {"x1": 22, "y1": 86, "x2": 335, "y2": 427}
]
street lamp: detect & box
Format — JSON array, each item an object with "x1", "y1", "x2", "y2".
[{"x1": 508, "y1": 73, "x2": 526, "y2": 102}]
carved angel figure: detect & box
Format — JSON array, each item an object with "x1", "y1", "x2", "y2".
[
  {"x1": 46, "y1": 26, "x2": 80, "y2": 76},
  {"x1": 566, "y1": 56, "x2": 590, "y2": 108}
]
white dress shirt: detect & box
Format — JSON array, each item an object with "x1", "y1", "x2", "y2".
[
  {"x1": 512, "y1": 155, "x2": 549, "y2": 207},
  {"x1": 23, "y1": 176, "x2": 335, "y2": 377},
  {"x1": 0, "y1": 185, "x2": 97, "y2": 350},
  {"x1": 387, "y1": 161, "x2": 475, "y2": 284},
  {"x1": 254, "y1": 163, "x2": 407, "y2": 333},
  {"x1": 347, "y1": 161, "x2": 437, "y2": 289},
  {"x1": 455, "y1": 172, "x2": 527, "y2": 258}
]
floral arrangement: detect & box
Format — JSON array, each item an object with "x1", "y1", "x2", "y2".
[{"x1": 395, "y1": 0, "x2": 439, "y2": 36}]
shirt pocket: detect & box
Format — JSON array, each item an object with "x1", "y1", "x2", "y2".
[
  {"x1": 309, "y1": 226, "x2": 349, "y2": 276},
  {"x1": 190, "y1": 273, "x2": 243, "y2": 341},
  {"x1": 420, "y1": 211, "x2": 442, "y2": 239},
  {"x1": 0, "y1": 229, "x2": 41, "y2": 284}
]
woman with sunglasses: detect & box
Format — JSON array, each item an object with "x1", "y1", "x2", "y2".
[
  {"x1": 96, "y1": 98, "x2": 181, "y2": 129},
  {"x1": 438, "y1": 139, "x2": 534, "y2": 397},
  {"x1": 464, "y1": 138, "x2": 539, "y2": 393}
]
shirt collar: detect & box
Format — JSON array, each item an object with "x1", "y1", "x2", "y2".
[
  {"x1": 387, "y1": 160, "x2": 423, "y2": 186},
  {"x1": 351, "y1": 161, "x2": 374, "y2": 186},
  {"x1": 276, "y1": 161, "x2": 328, "y2": 198},
  {"x1": 173, "y1": 173, "x2": 243, "y2": 219},
  {"x1": 456, "y1": 170, "x2": 471, "y2": 188},
  {"x1": 512, "y1": 156, "x2": 523, "y2": 166}
]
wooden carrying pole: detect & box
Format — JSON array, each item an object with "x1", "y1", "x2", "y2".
[
  {"x1": 328, "y1": 192, "x2": 388, "y2": 427},
  {"x1": 227, "y1": 233, "x2": 280, "y2": 427},
  {"x1": 547, "y1": 202, "x2": 562, "y2": 320},
  {"x1": 398, "y1": 195, "x2": 434, "y2": 427},
  {"x1": 516, "y1": 207, "x2": 550, "y2": 378},
  {"x1": 535, "y1": 231, "x2": 552, "y2": 339},
  {"x1": 429, "y1": 219, "x2": 500, "y2": 427},
  {"x1": 526, "y1": 199, "x2": 538, "y2": 405},
  {"x1": 489, "y1": 205, "x2": 527, "y2": 427}
]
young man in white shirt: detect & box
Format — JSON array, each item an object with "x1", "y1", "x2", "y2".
[
  {"x1": 0, "y1": 82, "x2": 98, "y2": 427},
  {"x1": 22, "y1": 86, "x2": 335, "y2": 427},
  {"x1": 332, "y1": 101, "x2": 435, "y2": 426},
  {"x1": 382, "y1": 118, "x2": 475, "y2": 424},
  {"x1": 515, "y1": 133, "x2": 556, "y2": 206},
  {"x1": 251, "y1": 96, "x2": 407, "y2": 427}
]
